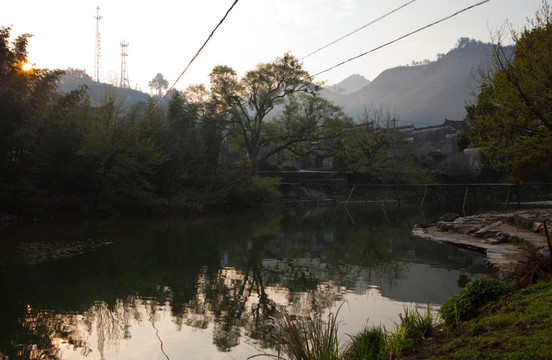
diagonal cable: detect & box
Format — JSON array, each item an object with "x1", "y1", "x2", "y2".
[
  {"x1": 150, "y1": 0, "x2": 240, "y2": 113},
  {"x1": 311, "y1": 0, "x2": 491, "y2": 79},
  {"x1": 301, "y1": 0, "x2": 417, "y2": 60}
]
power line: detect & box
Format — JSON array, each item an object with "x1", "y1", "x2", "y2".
[
  {"x1": 150, "y1": 0, "x2": 240, "y2": 114},
  {"x1": 301, "y1": 0, "x2": 418, "y2": 60},
  {"x1": 311, "y1": 0, "x2": 491, "y2": 79}
]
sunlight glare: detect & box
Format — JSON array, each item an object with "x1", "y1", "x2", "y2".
[{"x1": 21, "y1": 62, "x2": 33, "y2": 71}]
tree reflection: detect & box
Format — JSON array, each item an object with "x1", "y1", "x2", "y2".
[
  {"x1": 0, "y1": 205, "x2": 487, "y2": 358},
  {"x1": 10, "y1": 296, "x2": 171, "y2": 360},
  {"x1": 181, "y1": 237, "x2": 279, "y2": 351}
]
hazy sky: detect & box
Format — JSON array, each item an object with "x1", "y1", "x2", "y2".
[{"x1": 1, "y1": 0, "x2": 544, "y2": 92}]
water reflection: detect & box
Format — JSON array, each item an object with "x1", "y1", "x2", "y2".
[{"x1": 0, "y1": 204, "x2": 487, "y2": 359}]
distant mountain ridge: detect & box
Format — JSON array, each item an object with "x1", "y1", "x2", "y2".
[
  {"x1": 326, "y1": 74, "x2": 371, "y2": 95},
  {"x1": 57, "y1": 39, "x2": 504, "y2": 127},
  {"x1": 58, "y1": 69, "x2": 151, "y2": 109},
  {"x1": 322, "y1": 38, "x2": 504, "y2": 127}
]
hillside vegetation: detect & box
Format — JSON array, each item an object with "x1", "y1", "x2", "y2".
[
  {"x1": 58, "y1": 69, "x2": 151, "y2": 109},
  {"x1": 405, "y1": 279, "x2": 552, "y2": 359},
  {"x1": 58, "y1": 38, "x2": 501, "y2": 128},
  {"x1": 322, "y1": 38, "x2": 505, "y2": 127}
]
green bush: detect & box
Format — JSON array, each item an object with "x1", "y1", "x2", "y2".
[
  {"x1": 247, "y1": 176, "x2": 282, "y2": 203},
  {"x1": 440, "y1": 277, "x2": 514, "y2": 325},
  {"x1": 344, "y1": 326, "x2": 387, "y2": 360}
]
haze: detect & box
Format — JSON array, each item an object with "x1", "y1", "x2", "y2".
[{"x1": 0, "y1": 0, "x2": 542, "y2": 91}]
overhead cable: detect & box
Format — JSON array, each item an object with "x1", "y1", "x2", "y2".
[
  {"x1": 311, "y1": 0, "x2": 491, "y2": 79},
  {"x1": 150, "y1": 0, "x2": 240, "y2": 114},
  {"x1": 301, "y1": 0, "x2": 417, "y2": 60}
]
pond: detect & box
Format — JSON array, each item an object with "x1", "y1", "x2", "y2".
[{"x1": 0, "y1": 204, "x2": 488, "y2": 359}]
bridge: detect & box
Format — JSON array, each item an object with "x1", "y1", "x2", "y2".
[{"x1": 259, "y1": 171, "x2": 550, "y2": 214}]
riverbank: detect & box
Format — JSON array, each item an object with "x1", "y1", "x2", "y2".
[
  {"x1": 403, "y1": 278, "x2": 552, "y2": 359},
  {"x1": 412, "y1": 209, "x2": 552, "y2": 282}
]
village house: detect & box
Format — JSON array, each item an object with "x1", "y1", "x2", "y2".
[{"x1": 280, "y1": 119, "x2": 470, "y2": 171}]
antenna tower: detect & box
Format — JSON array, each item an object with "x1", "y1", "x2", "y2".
[
  {"x1": 93, "y1": 6, "x2": 102, "y2": 82},
  {"x1": 119, "y1": 41, "x2": 130, "y2": 88}
]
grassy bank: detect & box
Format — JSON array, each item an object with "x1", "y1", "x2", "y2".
[
  {"x1": 405, "y1": 279, "x2": 552, "y2": 359},
  {"x1": 263, "y1": 277, "x2": 552, "y2": 360}
]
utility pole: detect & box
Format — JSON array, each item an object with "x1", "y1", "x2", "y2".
[
  {"x1": 93, "y1": 6, "x2": 102, "y2": 83},
  {"x1": 119, "y1": 41, "x2": 130, "y2": 88}
]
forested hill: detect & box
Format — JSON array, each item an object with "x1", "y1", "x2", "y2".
[
  {"x1": 58, "y1": 69, "x2": 151, "y2": 108},
  {"x1": 325, "y1": 74, "x2": 371, "y2": 94},
  {"x1": 322, "y1": 38, "x2": 507, "y2": 127},
  {"x1": 58, "y1": 39, "x2": 503, "y2": 126}
]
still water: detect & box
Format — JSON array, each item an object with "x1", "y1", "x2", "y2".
[{"x1": 0, "y1": 204, "x2": 487, "y2": 359}]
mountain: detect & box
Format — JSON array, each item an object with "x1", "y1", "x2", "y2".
[
  {"x1": 57, "y1": 39, "x2": 505, "y2": 127},
  {"x1": 326, "y1": 74, "x2": 371, "y2": 95},
  {"x1": 322, "y1": 38, "x2": 504, "y2": 127},
  {"x1": 58, "y1": 69, "x2": 151, "y2": 109}
]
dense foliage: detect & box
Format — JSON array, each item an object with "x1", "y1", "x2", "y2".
[
  {"x1": 1, "y1": 26, "x2": 437, "y2": 219},
  {"x1": 327, "y1": 107, "x2": 432, "y2": 184},
  {"x1": 466, "y1": 2, "x2": 552, "y2": 181},
  {"x1": 0, "y1": 26, "x2": 231, "y2": 217},
  {"x1": 439, "y1": 276, "x2": 514, "y2": 325},
  {"x1": 209, "y1": 54, "x2": 354, "y2": 176}
]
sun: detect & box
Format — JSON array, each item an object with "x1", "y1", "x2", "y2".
[{"x1": 21, "y1": 62, "x2": 34, "y2": 71}]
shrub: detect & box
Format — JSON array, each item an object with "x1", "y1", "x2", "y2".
[
  {"x1": 399, "y1": 305, "x2": 437, "y2": 341},
  {"x1": 440, "y1": 277, "x2": 514, "y2": 325},
  {"x1": 343, "y1": 326, "x2": 387, "y2": 360},
  {"x1": 269, "y1": 304, "x2": 437, "y2": 360},
  {"x1": 205, "y1": 173, "x2": 282, "y2": 208},
  {"x1": 271, "y1": 308, "x2": 341, "y2": 360},
  {"x1": 247, "y1": 176, "x2": 282, "y2": 203},
  {"x1": 385, "y1": 305, "x2": 437, "y2": 357}
]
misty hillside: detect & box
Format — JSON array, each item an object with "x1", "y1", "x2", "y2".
[
  {"x1": 58, "y1": 69, "x2": 151, "y2": 108},
  {"x1": 57, "y1": 38, "x2": 505, "y2": 127},
  {"x1": 322, "y1": 38, "x2": 504, "y2": 127},
  {"x1": 326, "y1": 74, "x2": 371, "y2": 94}
]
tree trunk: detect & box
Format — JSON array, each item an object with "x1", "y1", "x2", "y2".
[{"x1": 248, "y1": 152, "x2": 258, "y2": 177}]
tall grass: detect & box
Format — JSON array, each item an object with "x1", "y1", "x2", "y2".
[
  {"x1": 385, "y1": 304, "x2": 437, "y2": 357},
  {"x1": 343, "y1": 326, "x2": 387, "y2": 360},
  {"x1": 259, "y1": 304, "x2": 438, "y2": 360},
  {"x1": 270, "y1": 305, "x2": 342, "y2": 360}
]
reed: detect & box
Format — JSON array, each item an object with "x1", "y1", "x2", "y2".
[
  {"x1": 342, "y1": 325, "x2": 387, "y2": 360},
  {"x1": 262, "y1": 303, "x2": 437, "y2": 360},
  {"x1": 270, "y1": 304, "x2": 343, "y2": 360}
]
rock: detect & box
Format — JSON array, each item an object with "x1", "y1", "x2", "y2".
[
  {"x1": 436, "y1": 221, "x2": 448, "y2": 231},
  {"x1": 497, "y1": 232, "x2": 510, "y2": 243},
  {"x1": 532, "y1": 222, "x2": 544, "y2": 233},
  {"x1": 466, "y1": 226, "x2": 480, "y2": 235},
  {"x1": 413, "y1": 208, "x2": 552, "y2": 283},
  {"x1": 440, "y1": 212, "x2": 460, "y2": 222},
  {"x1": 474, "y1": 221, "x2": 503, "y2": 238}
]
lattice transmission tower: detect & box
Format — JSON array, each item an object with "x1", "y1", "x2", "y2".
[
  {"x1": 93, "y1": 6, "x2": 102, "y2": 82},
  {"x1": 119, "y1": 41, "x2": 130, "y2": 88}
]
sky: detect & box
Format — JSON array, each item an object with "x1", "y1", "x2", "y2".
[{"x1": 0, "y1": 0, "x2": 545, "y2": 93}]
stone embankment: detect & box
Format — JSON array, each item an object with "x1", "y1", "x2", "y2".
[{"x1": 413, "y1": 209, "x2": 552, "y2": 281}]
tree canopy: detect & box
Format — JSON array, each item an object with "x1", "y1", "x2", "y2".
[
  {"x1": 466, "y1": 2, "x2": 552, "y2": 181},
  {"x1": 209, "y1": 53, "x2": 350, "y2": 175},
  {"x1": 0, "y1": 26, "x2": 437, "y2": 219},
  {"x1": 148, "y1": 73, "x2": 169, "y2": 96}
]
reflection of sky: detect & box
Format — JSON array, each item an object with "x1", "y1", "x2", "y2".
[
  {"x1": 377, "y1": 262, "x2": 484, "y2": 304},
  {"x1": 262, "y1": 256, "x2": 484, "y2": 304},
  {"x1": 4, "y1": 205, "x2": 489, "y2": 359},
  {"x1": 332, "y1": 289, "x2": 420, "y2": 337},
  {"x1": 35, "y1": 291, "x2": 419, "y2": 360},
  {"x1": 34, "y1": 263, "x2": 476, "y2": 360},
  {"x1": 61, "y1": 309, "x2": 258, "y2": 360}
]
